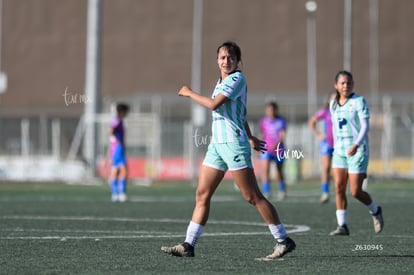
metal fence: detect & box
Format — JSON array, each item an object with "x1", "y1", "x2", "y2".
[{"x1": 0, "y1": 94, "x2": 413, "y2": 181}]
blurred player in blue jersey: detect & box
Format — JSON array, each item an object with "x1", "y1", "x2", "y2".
[
  {"x1": 329, "y1": 71, "x2": 383, "y2": 235},
  {"x1": 259, "y1": 102, "x2": 287, "y2": 201},
  {"x1": 161, "y1": 41, "x2": 295, "y2": 260},
  {"x1": 109, "y1": 103, "x2": 129, "y2": 202}
]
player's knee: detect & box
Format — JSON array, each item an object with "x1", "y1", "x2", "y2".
[
  {"x1": 335, "y1": 184, "x2": 346, "y2": 195},
  {"x1": 350, "y1": 188, "x2": 362, "y2": 198},
  {"x1": 245, "y1": 197, "x2": 256, "y2": 206},
  {"x1": 243, "y1": 192, "x2": 260, "y2": 206},
  {"x1": 195, "y1": 189, "x2": 211, "y2": 205}
]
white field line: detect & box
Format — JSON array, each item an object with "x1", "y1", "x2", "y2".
[
  {"x1": 0, "y1": 215, "x2": 311, "y2": 240},
  {"x1": 0, "y1": 235, "x2": 187, "y2": 240},
  {"x1": 0, "y1": 228, "x2": 171, "y2": 234},
  {"x1": 1, "y1": 215, "x2": 266, "y2": 226},
  {"x1": 0, "y1": 190, "x2": 412, "y2": 203},
  {"x1": 0, "y1": 196, "x2": 238, "y2": 203},
  {"x1": 0, "y1": 192, "x2": 325, "y2": 203},
  {"x1": 3, "y1": 232, "x2": 414, "y2": 241}
]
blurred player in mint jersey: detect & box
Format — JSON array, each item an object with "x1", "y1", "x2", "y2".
[
  {"x1": 309, "y1": 93, "x2": 336, "y2": 204},
  {"x1": 259, "y1": 102, "x2": 287, "y2": 200},
  {"x1": 329, "y1": 71, "x2": 383, "y2": 236},
  {"x1": 109, "y1": 103, "x2": 129, "y2": 202}
]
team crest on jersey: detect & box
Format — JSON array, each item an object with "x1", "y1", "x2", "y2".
[{"x1": 338, "y1": 117, "x2": 347, "y2": 129}]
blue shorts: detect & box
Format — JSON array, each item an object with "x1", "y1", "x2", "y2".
[
  {"x1": 203, "y1": 142, "x2": 253, "y2": 172},
  {"x1": 260, "y1": 151, "x2": 284, "y2": 165},
  {"x1": 332, "y1": 145, "x2": 368, "y2": 174},
  {"x1": 320, "y1": 140, "x2": 334, "y2": 156},
  {"x1": 111, "y1": 143, "x2": 126, "y2": 168}
]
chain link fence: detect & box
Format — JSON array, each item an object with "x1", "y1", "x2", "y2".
[{"x1": 0, "y1": 94, "x2": 413, "y2": 181}]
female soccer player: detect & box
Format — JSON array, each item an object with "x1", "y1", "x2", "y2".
[
  {"x1": 109, "y1": 103, "x2": 129, "y2": 202},
  {"x1": 259, "y1": 102, "x2": 287, "y2": 200},
  {"x1": 308, "y1": 94, "x2": 336, "y2": 204},
  {"x1": 329, "y1": 71, "x2": 383, "y2": 235},
  {"x1": 161, "y1": 41, "x2": 296, "y2": 259}
]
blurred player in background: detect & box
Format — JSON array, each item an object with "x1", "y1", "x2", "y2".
[
  {"x1": 308, "y1": 93, "x2": 336, "y2": 204},
  {"x1": 161, "y1": 41, "x2": 296, "y2": 260},
  {"x1": 259, "y1": 102, "x2": 287, "y2": 201},
  {"x1": 329, "y1": 71, "x2": 383, "y2": 236},
  {"x1": 109, "y1": 103, "x2": 129, "y2": 202}
]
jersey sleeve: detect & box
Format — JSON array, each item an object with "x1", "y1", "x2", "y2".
[
  {"x1": 111, "y1": 118, "x2": 120, "y2": 129},
  {"x1": 281, "y1": 117, "x2": 287, "y2": 131},
  {"x1": 219, "y1": 71, "x2": 245, "y2": 100},
  {"x1": 357, "y1": 96, "x2": 370, "y2": 119},
  {"x1": 314, "y1": 109, "x2": 327, "y2": 120},
  {"x1": 354, "y1": 118, "x2": 369, "y2": 146}
]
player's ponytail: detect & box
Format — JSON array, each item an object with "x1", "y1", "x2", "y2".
[{"x1": 332, "y1": 92, "x2": 339, "y2": 111}]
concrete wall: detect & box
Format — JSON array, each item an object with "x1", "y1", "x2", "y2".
[{"x1": 0, "y1": 0, "x2": 413, "y2": 116}]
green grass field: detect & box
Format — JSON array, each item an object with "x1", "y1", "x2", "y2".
[{"x1": 0, "y1": 179, "x2": 413, "y2": 274}]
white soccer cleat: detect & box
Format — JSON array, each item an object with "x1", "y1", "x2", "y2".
[
  {"x1": 118, "y1": 193, "x2": 127, "y2": 202},
  {"x1": 256, "y1": 237, "x2": 296, "y2": 261},
  {"x1": 320, "y1": 193, "x2": 329, "y2": 204},
  {"x1": 111, "y1": 194, "x2": 118, "y2": 202},
  {"x1": 277, "y1": 191, "x2": 287, "y2": 201},
  {"x1": 372, "y1": 206, "x2": 384, "y2": 234},
  {"x1": 329, "y1": 224, "x2": 350, "y2": 236},
  {"x1": 362, "y1": 177, "x2": 369, "y2": 191}
]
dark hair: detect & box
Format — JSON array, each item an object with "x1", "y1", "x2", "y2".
[
  {"x1": 333, "y1": 70, "x2": 354, "y2": 109},
  {"x1": 217, "y1": 41, "x2": 242, "y2": 64},
  {"x1": 267, "y1": 101, "x2": 278, "y2": 110},
  {"x1": 335, "y1": 70, "x2": 353, "y2": 83},
  {"x1": 116, "y1": 103, "x2": 130, "y2": 114}
]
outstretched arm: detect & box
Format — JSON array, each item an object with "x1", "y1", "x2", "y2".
[
  {"x1": 308, "y1": 116, "x2": 325, "y2": 141},
  {"x1": 178, "y1": 85, "x2": 227, "y2": 111}
]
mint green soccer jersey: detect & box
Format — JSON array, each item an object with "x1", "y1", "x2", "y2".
[
  {"x1": 330, "y1": 93, "x2": 370, "y2": 157},
  {"x1": 211, "y1": 71, "x2": 248, "y2": 144}
]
